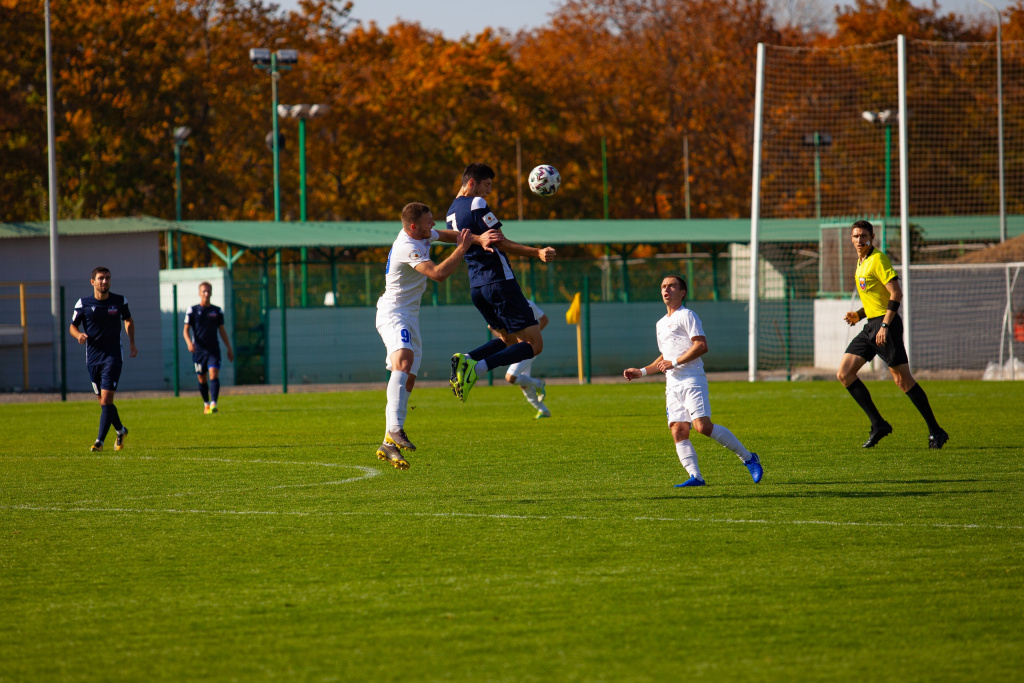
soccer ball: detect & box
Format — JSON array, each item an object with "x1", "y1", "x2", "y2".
[{"x1": 528, "y1": 165, "x2": 561, "y2": 196}]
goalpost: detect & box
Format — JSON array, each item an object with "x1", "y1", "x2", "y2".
[{"x1": 749, "y1": 35, "x2": 1020, "y2": 380}]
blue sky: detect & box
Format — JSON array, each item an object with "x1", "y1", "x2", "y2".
[{"x1": 278, "y1": 0, "x2": 1012, "y2": 40}]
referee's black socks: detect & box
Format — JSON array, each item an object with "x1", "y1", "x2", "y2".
[
  {"x1": 846, "y1": 378, "x2": 885, "y2": 427},
  {"x1": 905, "y1": 383, "x2": 941, "y2": 434}
]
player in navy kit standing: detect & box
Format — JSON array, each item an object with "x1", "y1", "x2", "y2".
[
  {"x1": 69, "y1": 267, "x2": 136, "y2": 452},
  {"x1": 183, "y1": 282, "x2": 234, "y2": 414},
  {"x1": 448, "y1": 163, "x2": 556, "y2": 402}
]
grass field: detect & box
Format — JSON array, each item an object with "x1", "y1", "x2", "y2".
[{"x1": 2, "y1": 380, "x2": 1022, "y2": 681}]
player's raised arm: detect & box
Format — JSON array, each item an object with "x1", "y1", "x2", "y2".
[
  {"x1": 624, "y1": 355, "x2": 664, "y2": 381},
  {"x1": 435, "y1": 228, "x2": 504, "y2": 252},
  {"x1": 414, "y1": 229, "x2": 473, "y2": 282},
  {"x1": 500, "y1": 239, "x2": 556, "y2": 262}
]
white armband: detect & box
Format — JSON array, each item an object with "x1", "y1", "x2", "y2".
[
  {"x1": 640, "y1": 367, "x2": 647, "y2": 377},
  {"x1": 672, "y1": 359, "x2": 681, "y2": 368}
]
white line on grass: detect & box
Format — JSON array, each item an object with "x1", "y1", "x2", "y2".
[{"x1": 2, "y1": 506, "x2": 1021, "y2": 531}]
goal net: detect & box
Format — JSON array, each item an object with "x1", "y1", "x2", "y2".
[{"x1": 750, "y1": 37, "x2": 1023, "y2": 379}]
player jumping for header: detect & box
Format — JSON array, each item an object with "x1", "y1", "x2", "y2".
[
  {"x1": 183, "y1": 282, "x2": 234, "y2": 414},
  {"x1": 374, "y1": 202, "x2": 497, "y2": 469},
  {"x1": 623, "y1": 276, "x2": 762, "y2": 488},
  {"x1": 69, "y1": 267, "x2": 136, "y2": 452},
  {"x1": 448, "y1": 163, "x2": 556, "y2": 402}
]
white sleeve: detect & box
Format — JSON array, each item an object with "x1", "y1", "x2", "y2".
[
  {"x1": 395, "y1": 240, "x2": 431, "y2": 266},
  {"x1": 71, "y1": 299, "x2": 84, "y2": 325},
  {"x1": 684, "y1": 310, "x2": 706, "y2": 338},
  {"x1": 183, "y1": 308, "x2": 191, "y2": 324}
]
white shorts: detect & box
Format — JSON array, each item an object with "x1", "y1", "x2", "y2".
[
  {"x1": 507, "y1": 357, "x2": 533, "y2": 378},
  {"x1": 375, "y1": 309, "x2": 422, "y2": 375},
  {"x1": 665, "y1": 377, "x2": 711, "y2": 425}
]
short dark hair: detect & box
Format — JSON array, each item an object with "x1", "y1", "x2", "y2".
[
  {"x1": 852, "y1": 220, "x2": 874, "y2": 235},
  {"x1": 461, "y1": 163, "x2": 495, "y2": 186},
  {"x1": 91, "y1": 267, "x2": 110, "y2": 280},
  {"x1": 199, "y1": 281, "x2": 212, "y2": 292},
  {"x1": 664, "y1": 274, "x2": 688, "y2": 299},
  {"x1": 401, "y1": 202, "x2": 432, "y2": 227}
]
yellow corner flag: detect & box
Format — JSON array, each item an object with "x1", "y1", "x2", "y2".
[{"x1": 566, "y1": 292, "x2": 581, "y2": 325}]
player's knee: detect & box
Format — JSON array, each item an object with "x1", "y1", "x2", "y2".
[
  {"x1": 529, "y1": 338, "x2": 543, "y2": 356},
  {"x1": 836, "y1": 367, "x2": 851, "y2": 384},
  {"x1": 670, "y1": 423, "x2": 689, "y2": 441},
  {"x1": 693, "y1": 420, "x2": 714, "y2": 437},
  {"x1": 505, "y1": 374, "x2": 517, "y2": 384}
]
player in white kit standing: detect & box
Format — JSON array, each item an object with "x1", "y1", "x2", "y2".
[
  {"x1": 623, "y1": 276, "x2": 763, "y2": 488},
  {"x1": 375, "y1": 202, "x2": 498, "y2": 469}
]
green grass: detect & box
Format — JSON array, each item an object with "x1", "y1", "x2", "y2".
[{"x1": 2, "y1": 380, "x2": 1022, "y2": 681}]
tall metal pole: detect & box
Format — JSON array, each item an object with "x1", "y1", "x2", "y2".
[
  {"x1": 748, "y1": 43, "x2": 766, "y2": 383},
  {"x1": 975, "y1": 0, "x2": 1006, "y2": 242},
  {"x1": 172, "y1": 285, "x2": 180, "y2": 397},
  {"x1": 897, "y1": 35, "x2": 912, "y2": 369},
  {"x1": 601, "y1": 137, "x2": 609, "y2": 220},
  {"x1": 272, "y1": 53, "x2": 281, "y2": 224},
  {"x1": 813, "y1": 132, "x2": 822, "y2": 220},
  {"x1": 299, "y1": 117, "x2": 308, "y2": 307},
  {"x1": 516, "y1": 136, "x2": 523, "y2": 221},
  {"x1": 44, "y1": 0, "x2": 61, "y2": 392}
]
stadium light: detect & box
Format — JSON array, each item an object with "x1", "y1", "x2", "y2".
[
  {"x1": 801, "y1": 132, "x2": 831, "y2": 220},
  {"x1": 277, "y1": 103, "x2": 330, "y2": 307},
  {"x1": 169, "y1": 125, "x2": 192, "y2": 268},
  {"x1": 250, "y1": 48, "x2": 299, "y2": 393},
  {"x1": 861, "y1": 110, "x2": 897, "y2": 220}
]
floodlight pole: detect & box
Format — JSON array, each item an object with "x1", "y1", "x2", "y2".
[{"x1": 44, "y1": 0, "x2": 62, "y2": 394}]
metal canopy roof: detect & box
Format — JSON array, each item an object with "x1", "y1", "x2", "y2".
[
  {"x1": 174, "y1": 215, "x2": 1024, "y2": 249},
  {"x1": 2, "y1": 214, "x2": 1018, "y2": 247}
]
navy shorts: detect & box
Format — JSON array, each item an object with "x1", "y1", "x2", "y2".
[
  {"x1": 87, "y1": 359, "x2": 123, "y2": 395},
  {"x1": 471, "y1": 281, "x2": 538, "y2": 334},
  {"x1": 845, "y1": 314, "x2": 909, "y2": 368},
  {"x1": 192, "y1": 348, "x2": 221, "y2": 374}
]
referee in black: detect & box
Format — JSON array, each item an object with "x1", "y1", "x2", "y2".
[{"x1": 836, "y1": 221, "x2": 948, "y2": 449}]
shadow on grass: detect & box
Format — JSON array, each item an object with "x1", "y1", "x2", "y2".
[
  {"x1": 774, "y1": 479, "x2": 981, "y2": 486},
  {"x1": 650, "y1": 489, "x2": 994, "y2": 500}
]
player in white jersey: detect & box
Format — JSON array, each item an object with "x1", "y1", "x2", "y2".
[
  {"x1": 623, "y1": 276, "x2": 763, "y2": 488},
  {"x1": 494, "y1": 299, "x2": 550, "y2": 419},
  {"x1": 374, "y1": 202, "x2": 499, "y2": 469}
]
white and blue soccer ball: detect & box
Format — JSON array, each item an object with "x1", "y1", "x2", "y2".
[{"x1": 528, "y1": 164, "x2": 561, "y2": 197}]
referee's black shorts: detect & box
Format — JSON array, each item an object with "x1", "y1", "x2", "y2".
[{"x1": 845, "y1": 314, "x2": 909, "y2": 367}]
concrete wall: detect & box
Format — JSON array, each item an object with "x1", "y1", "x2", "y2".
[
  {"x1": 0, "y1": 233, "x2": 164, "y2": 392},
  {"x1": 266, "y1": 301, "x2": 751, "y2": 384}
]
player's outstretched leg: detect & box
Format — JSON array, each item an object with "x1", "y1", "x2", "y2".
[
  {"x1": 705, "y1": 423, "x2": 763, "y2": 484},
  {"x1": 451, "y1": 353, "x2": 480, "y2": 403},
  {"x1": 114, "y1": 426, "x2": 128, "y2": 451},
  {"x1": 843, "y1": 377, "x2": 892, "y2": 448},
  {"x1": 673, "y1": 439, "x2": 705, "y2": 488},
  {"x1": 376, "y1": 442, "x2": 409, "y2": 470}
]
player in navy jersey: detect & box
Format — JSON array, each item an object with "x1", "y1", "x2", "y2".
[
  {"x1": 183, "y1": 282, "x2": 234, "y2": 414},
  {"x1": 69, "y1": 267, "x2": 136, "y2": 452},
  {"x1": 448, "y1": 163, "x2": 556, "y2": 402}
]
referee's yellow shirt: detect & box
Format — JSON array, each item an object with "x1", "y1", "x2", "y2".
[{"x1": 855, "y1": 248, "x2": 898, "y2": 318}]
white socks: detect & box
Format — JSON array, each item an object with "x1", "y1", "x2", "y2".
[
  {"x1": 675, "y1": 439, "x2": 703, "y2": 480},
  {"x1": 385, "y1": 371, "x2": 410, "y2": 433},
  {"x1": 710, "y1": 424, "x2": 753, "y2": 462},
  {"x1": 515, "y1": 374, "x2": 542, "y2": 388},
  {"x1": 520, "y1": 386, "x2": 546, "y2": 410},
  {"x1": 475, "y1": 359, "x2": 490, "y2": 375}
]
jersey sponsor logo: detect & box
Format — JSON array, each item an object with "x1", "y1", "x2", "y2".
[
  {"x1": 483, "y1": 212, "x2": 498, "y2": 228},
  {"x1": 858, "y1": 276, "x2": 867, "y2": 291}
]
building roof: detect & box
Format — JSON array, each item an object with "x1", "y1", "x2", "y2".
[{"x1": 0, "y1": 216, "x2": 175, "y2": 239}]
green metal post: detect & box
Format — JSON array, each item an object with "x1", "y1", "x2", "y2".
[
  {"x1": 529, "y1": 258, "x2": 537, "y2": 300},
  {"x1": 300, "y1": 248, "x2": 308, "y2": 307},
  {"x1": 601, "y1": 138, "x2": 610, "y2": 220},
  {"x1": 884, "y1": 124, "x2": 892, "y2": 220},
  {"x1": 583, "y1": 275, "x2": 592, "y2": 384},
  {"x1": 276, "y1": 251, "x2": 287, "y2": 393},
  {"x1": 59, "y1": 286, "x2": 66, "y2": 401},
  {"x1": 272, "y1": 53, "x2": 281, "y2": 224},
  {"x1": 364, "y1": 264, "x2": 372, "y2": 306},
  {"x1": 711, "y1": 250, "x2": 720, "y2": 301},
  {"x1": 329, "y1": 250, "x2": 338, "y2": 303},
  {"x1": 814, "y1": 131, "x2": 822, "y2": 221},
  {"x1": 487, "y1": 328, "x2": 494, "y2": 386},
  {"x1": 261, "y1": 255, "x2": 270, "y2": 384},
  {"x1": 784, "y1": 277, "x2": 792, "y2": 382},
  {"x1": 172, "y1": 284, "x2": 180, "y2": 397},
  {"x1": 620, "y1": 246, "x2": 630, "y2": 303},
  {"x1": 686, "y1": 243, "x2": 694, "y2": 298}
]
